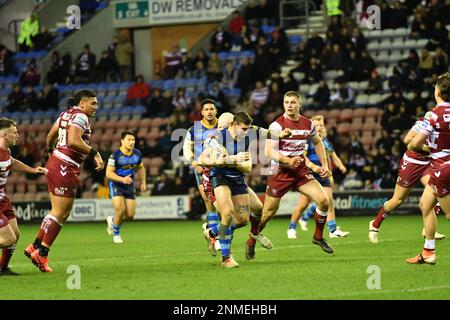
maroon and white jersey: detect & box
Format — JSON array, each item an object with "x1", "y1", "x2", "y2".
[
  {"x1": 419, "y1": 103, "x2": 450, "y2": 167},
  {"x1": 404, "y1": 118, "x2": 430, "y2": 165},
  {"x1": 53, "y1": 107, "x2": 91, "y2": 168},
  {"x1": 0, "y1": 148, "x2": 12, "y2": 201},
  {"x1": 268, "y1": 113, "x2": 317, "y2": 167}
]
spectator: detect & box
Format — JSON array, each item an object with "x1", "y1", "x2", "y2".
[
  {"x1": 31, "y1": 26, "x2": 53, "y2": 51},
  {"x1": 350, "y1": 27, "x2": 366, "y2": 54},
  {"x1": 313, "y1": 79, "x2": 330, "y2": 107},
  {"x1": 153, "y1": 60, "x2": 164, "y2": 80},
  {"x1": 375, "y1": 130, "x2": 395, "y2": 153},
  {"x1": 432, "y1": 47, "x2": 449, "y2": 76},
  {"x1": 330, "y1": 82, "x2": 354, "y2": 108},
  {"x1": 193, "y1": 49, "x2": 209, "y2": 68},
  {"x1": 176, "y1": 52, "x2": 194, "y2": 79},
  {"x1": 192, "y1": 60, "x2": 207, "y2": 79},
  {"x1": 418, "y1": 48, "x2": 434, "y2": 77},
  {"x1": 7, "y1": 84, "x2": 24, "y2": 112},
  {"x1": 253, "y1": 45, "x2": 271, "y2": 81},
  {"x1": 172, "y1": 87, "x2": 192, "y2": 111},
  {"x1": 358, "y1": 51, "x2": 376, "y2": 80},
  {"x1": 399, "y1": 49, "x2": 419, "y2": 69},
  {"x1": 283, "y1": 73, "x2": 299, "y2": 93},
  {"x1": 74, "y1": 44, "x2": 96, "y2": 83},
  {"x1": 236, "y1": 57, "x2": 255, "y2": 99},
  {"x1": 410, "y1": 10, "x2": 429, "y2": 39},
  {"x1": 37, "y1": 84, "x2": 59, "y2": 110},
  {"x1": 221, "y1": 61, "x2": 238, "y2": 90},
  {"x1": 328, "y1": 44, "x2": 344, "y2": 70},
  {"x1": 250, "y1": 80, "x2": 269, "y2": 109},
  {"x1": 259, "y1": 0, "x2": 275, "y2": 25},
  {"x1": 95, "y1": 50, "x2": 118, "y2": 82},
  {"x1": 206, "y1": 52, "x2": 222, "y2": 82},
  {"x1": 126, "y1": 75, "x2": 151, "y2": 106},
  {"x1": 152, "y1": 173, "x2": 174, "y2": 195},
  {"x1": 0, "y1": 45, "x2": 13, "y2": 76},
  {"x1": 244, "y1": 0, "x2": 261, "y2": 27},
  {"x1": 207, "y1": 83, "x2": 228, "y2": 111},
  {"x1": 115, "y1": 34, "x2": 134, "y2": 81},
  {"x1": 18, "y1": 13, "x2": 39, "y2": 52},
  {"x1": 228, "y1": 10, "x2": 245, "y2": 36},
  {"x1": 164, "y1": 44, "x2": 182, "y2": 79},
  {"x1": 46, "y1": 51, "x2": 67, "y2": 85},
  {"x1": 342, "y1": 168, "x2": 364, "y2": 190},
  {"x1": 246, "y1": 25, "x2": 263, "y2": 49},
  {"x1": 388, "y1": 66, "x2": 405, "y2": 91},
  {"x1": 172, "y1": 176, "x2": 189, "y2": 195},
  {"x1": 348, "y1": 132, "x2": 365, "y2": 158},
  {"x1": 267, "y1": 82, "x2": 282, "y2": 111},
  {"x1": 390, "y1": 1, "x2": 409, "y2": 29},
  {"x1": 188, "y1": 97, "x2": 204, "y2": 122},
  {"x1": 306, "y1": 31, "x2": 325, "y2": 54},
  {"x1": 426, "y1": 20, "x2": 448, "y2": 51},
  {"x1": 381, "y1": 103, "x2": 398, "y2": 135},
  {"x1": 304, "y1": 57, "x2": 323, "y2": 84},
  {"x1": 21, "y1": 85, "x2": 38, "y2": 111},
  {"x1": 210, "y1": 25, "x2": 232, "y2": 52},
  {"x1": 365, "y1": 69, "x2": 382, "y2": 94},
  {"x1": 19, "y1": 59, "x2": 40, "y2": 87},
  {"x1": 145, "y1": 88, "x2": 162, "y2": 117},
  {"x1": 159, "y1": 90, "x2": 175, "y2": 117}
]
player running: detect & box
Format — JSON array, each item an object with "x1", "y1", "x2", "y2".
[
  {"x1": 196, "y1": 112, "x2": 254, "y2": 268},
  {"x1": 245, "y1": 91, "x2": 333, "y2": 260},
  {"x1": 198, "y1": 112, "x2": 292, "y2": 259},
  {"x1": 106, "y1": 130, "x2": 147, "y2": 244},
  {"x1": 24, "y1": 89, "x2": 104, "y2": 272},
  {"x1": 287, "y1": 115, "x2": 349, "y2": 239},
  {"x1": 406, "y1": 73, "x2": 450, "y2": 265},
  {"x1": 182, "y1": 99, "x2": 220, "y2": 254},
  {"x1": 0, "y1": 118, "x2": 45, "y2": 276},
  {"x1": 369, "y1": 117, "x2": 445, "y2": 243}
]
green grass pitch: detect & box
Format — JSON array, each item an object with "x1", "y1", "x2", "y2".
[{"x1": 3, "y1": 215, "x2": 450, "y2": 300}]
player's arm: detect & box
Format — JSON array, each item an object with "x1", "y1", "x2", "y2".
[
  {"x1": 105, "y1": 156, "x2": 132, "y2": 185},
  {"x1": 68, "y1": 125, "x2": 104, "y2": 170},
  {"x1": 330, "y1": 151, "x2": 347, "y2": 174},
  {"x1": 256, "y1": 126, "x2": 292, "y2": 140},
  {"x1": 46, "y1": 121, "x2": 59, "y2": 153},
  {"x1": 11, "y1": 158, "x2": 45, "y2": 175},
  {"x1": 408, "y1": 132, "x2": 428, "y2": 152},
  {"x1": 404, "y1": 122, "x2": 430, "y2": 152},
  {"x1": 137, "y1": 162, "x2": 147, "y2": 192},
  {"x1": 182, "y1": 130, "x2": 195, "y2": 163},
  {"x1": 264, "y1": 138, "x2": 301, "y2": 167},
  {"x1": 310, "y1": 134, "x2": 329, "y2": 178}
]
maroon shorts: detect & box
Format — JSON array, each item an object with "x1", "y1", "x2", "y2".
[
  {"x1": 396, "y1": 156, "x2": 430, "y2": 188},
  {"x1": 428, "y1": 163, "x2": 450, "y2": 198},
  {"x1": 266, "y1": 165, "x2": 315, "y2": 198},
  {"x1": 201, "y1": 171, "x2": 216, "y2": 203},
  {"x1": 46, "y1": 155, "x2": 80, "y2": 198},
  {"x1": 0, "y1": 197, "x2": 15, "y2": 228}
]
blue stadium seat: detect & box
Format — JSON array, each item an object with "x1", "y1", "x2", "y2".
[
  {"x1": 218, "y1": 52, "x2": 231, "y2": 62},
  {"x1": 262, "y1": 25, "x2": 275, "y2": 34},
  {"x1": 96, "y1": 1, "x2": 108, "y2": 11},
  {"x1": 152, "y1": 79, "x2": 164, "y2": 89},
  {"x1": 163, "y1": 79, "x2": 176, "y2": 91},
  {"x1": 175, "y1": 78, "x2": 187, "y2": 88}
]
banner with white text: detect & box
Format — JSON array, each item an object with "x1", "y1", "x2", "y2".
[{"x1": 113, "y1": 0, "x2": 246, "y2": 28}]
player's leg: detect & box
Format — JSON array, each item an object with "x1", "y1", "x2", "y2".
[
  {"x1": 369, "y1": 184, "x2": 412, "y2": 244},
  {"x1": 325, "y1": 187, "x2": 349, "y2": 238},
  {"x1": 419, "y1": 174, "x2": 445, "y2": 240},
  {"x1": 287, "y1": 194, "x2": 310, "y2": 238},
  {"x1": 246, "y1": 194, "x2": 279, "y2": 252},
  {"x1": 111, "y1": 196, "x2": 126, "y2": 243},
  {"x1": 214, "y1": 185, "x2": 238, "y2": 268},
  {"x1": 407, "y1": 184, "x2": 437, "y2": 264},
  {"x1": 199, "y1": 177, "x2": 220, "y2": 244},
  {"x1": 0, "y1": 223, "x2": 16, "y2": 248},
  {"x1": 29, "y1": 195, "x2": 74, "y2": 272},
  {"x1": 0, "y1": 217, "x2": 19, "y2": 275},
  {"x1": 247, "y1": 187, "x2": 262, "y2": 236},
  {"x1": 298, "y1": 180, "x2": 333, "y2": 253}
]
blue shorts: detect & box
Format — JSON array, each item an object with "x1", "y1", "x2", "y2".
[
  {"x1": 109, "y1": 183, "x2": 135, "y2": 199},
  {"x1": 210, "y1": 172, "x2": 248, "y2": 196},
  {"x1": 312, "y1": 172, "x2": 331, "y2": 188}
]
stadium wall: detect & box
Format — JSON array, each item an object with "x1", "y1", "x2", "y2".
[
  {"x1": 34, "y1": 0, "x2": 75, "y2": 32},
  {"x1": 12, "y1": 190, "x2": 423, "y2": 224},
  {"x1": 0, "y1": 0, "x2": 36, "y2": 51}
]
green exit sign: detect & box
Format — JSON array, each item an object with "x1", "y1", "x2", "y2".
[{"x1": 115, "y1": 1, "x2": 149, "y2": 20}]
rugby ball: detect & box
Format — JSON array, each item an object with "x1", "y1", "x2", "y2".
[{"x1": 210, "y1": 144, "x2": 228, "y2": 160}]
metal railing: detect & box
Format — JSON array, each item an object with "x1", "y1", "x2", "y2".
[
  {"x1": 279, "y1": 0, "x2": 318, "y2": 36},
  {"x1": 7, "y1": 18, "x2": 22, "y2": 51}
]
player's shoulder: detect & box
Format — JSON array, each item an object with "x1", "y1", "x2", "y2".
[{"x1": 0, "y1": 148, "x2": 11, "y2": 161}]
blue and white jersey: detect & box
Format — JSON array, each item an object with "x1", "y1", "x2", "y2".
[
  {"x1": 107, "y1": 148, "x2": 142, "y2": 190},
  {"x1": 305, "y1": 136, "x2": 334, "y2": 166},
  {"x1": 184, "y1": 119, "x2": 218, "y2": 161},
  {"x1": 207, "y1": 128, "x2": 255, "y2": 179}
]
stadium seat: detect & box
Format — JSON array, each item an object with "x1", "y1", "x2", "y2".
[
  {"x1": 368, "y1": 94, "x2": 382, "y2": 105},
  {"x1": 352, "y1": 108, "x2": 365, "y2": 118},
  {"x1": 365, "y1": 107, "x2": 380, "y2": 118},
  {"x1": 339, "y1": 108, "x2": 353, "y2": 121},
  {"x1": 355, "y1": 94, "x2": 368, "y2": 106},
  {"x1": 328, "y1": 109, "x2": 340, "y2": 119},
  {"x1": 336, "y1": 122, "x2": 351, "y2": 134}
]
